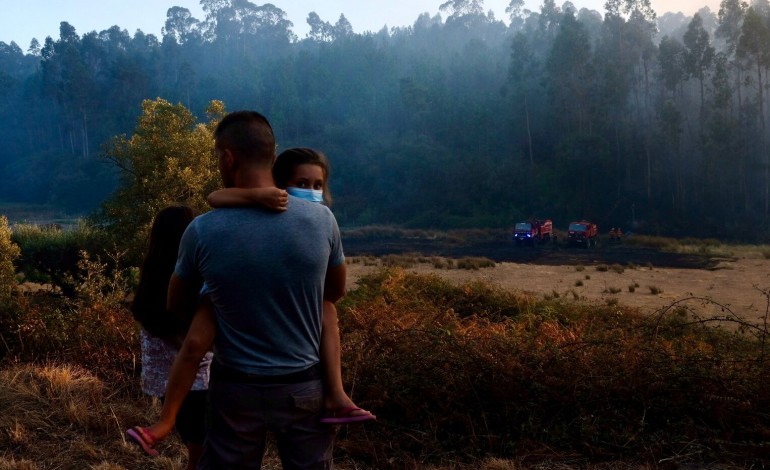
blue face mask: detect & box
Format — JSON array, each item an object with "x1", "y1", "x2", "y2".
[{"x1": 287, "y1": 187, "x2": 323, "y2": 203}]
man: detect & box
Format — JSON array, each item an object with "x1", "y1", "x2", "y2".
[{"x1": 168, "y1": 111, "x2": 346, "y2": 469}]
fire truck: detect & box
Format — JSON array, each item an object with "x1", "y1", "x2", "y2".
[
  {"x1": 513, "y1": 219, "x2": 553, "y2": 245},
  {"x1": 567, "y1": 220, "x2": 598, "y2": 247}
]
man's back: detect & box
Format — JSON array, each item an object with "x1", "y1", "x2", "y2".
[{"x1": 175, "y1": 196, "x2": 344, "y2": 375}]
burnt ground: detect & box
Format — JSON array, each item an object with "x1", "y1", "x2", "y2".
[{"x1": 342, "y1": 237, "x2": 720, "y2": 270}]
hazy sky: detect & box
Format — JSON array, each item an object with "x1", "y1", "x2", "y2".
[{"x1": 0, "y1": 0, "x2": 721, "y2": 48}]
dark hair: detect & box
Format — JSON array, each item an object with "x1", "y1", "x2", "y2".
[
  {"x1": 273, "y1": 147, "x2": 333, "y2": 205},
  {"x1": 214, "y1": 111, "x2": 275, "y2": 165},
  {"x1": 131, "y1": 205, "x2": 197, "y2": 339}
]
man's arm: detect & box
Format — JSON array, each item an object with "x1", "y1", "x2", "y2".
[
  {"x1": 167, "y1": 273, "x2": 200, "y2": 321},
  {"x1": 323, "y1": 263, "x2": 346, "y2": 303}
]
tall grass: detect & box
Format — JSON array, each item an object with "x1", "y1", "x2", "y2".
[
  {"x1": 337, "y1": 268, "x2": 770, "y2": 467},
  {"x1": 11, "y1": 222, "x2": 111, "y2": 290},
  {"x1": 2, "y1": 256, "x2": 770, "y2": 468},
  {"x1": 342, "y1": 226, "x2": 509, "y2": 244}
]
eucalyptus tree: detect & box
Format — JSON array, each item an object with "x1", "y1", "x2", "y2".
[
  {"x1": 505, "y1": 0, "x2": 526, "y2": 30},
  {"x1": 162, "y1": 6, "x2": 202, "y2": 45},
  {"x1": 39, "y1": 22, "x2": 96, "y2": 159},
  {"x1": 546, "y1": 12, "x2": 595, "y2": 136},
  {"x1": 595, "y1": 0, "x2": 658, "y2": 204},
  {"x1": 683, "y1": 13, "x2": 716, "y2": 117},
  {"x1": 546, "y1": 12, "x2": 608, "y2": 213},
  {"x1": 439, "y1": 0, "x2": 486, "y2": 18},
  {"x1": 508, "y1": 31, "x2": 543, "y2": 169},
  {"x1": 306, "y1": 12, "x2": 335, "y2": 42},
  {"x1": 306, "y1": 13, "x2": 353, "y2": 42},
  {"x1": 657, "y1": 35, "x2": 686, "y2": 99},
  {"x1": 736, "y1": 7, "x2": 770, "y2": 216},
  {"x1": 716, "y1": 0, "x2": 747, "y2": 114}
]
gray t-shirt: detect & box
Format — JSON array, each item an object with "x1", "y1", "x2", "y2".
[{"x1": 175, "y1": 196, "x2": 344, "y2": 375}]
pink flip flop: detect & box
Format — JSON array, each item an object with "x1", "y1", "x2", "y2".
[
  {"x1": 126, "y1": 426, "x2": 160, "y2": 457},
  {"x1": 320, "y1": 406, "x2": 377, "y2": 424}
]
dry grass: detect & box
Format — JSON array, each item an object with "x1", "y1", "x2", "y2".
[
  {"x1": 624, "y1": 234, "x2": 770, "y2": 261},
  {"x1": 3, "y1": 257, "x2": 770, "y2": 468},
  {"x1": 341, "y1": 226, "x2": 508, "y2": 245},
  {"x1": 348, "y1": 255, "x2": 494, "y2": 271},
  {"x1": 338, "y1": 268, "x2": 770, "y2": 468},
  {"x1": 0, "y1": 362, "x2": 188, "y2": 469}
]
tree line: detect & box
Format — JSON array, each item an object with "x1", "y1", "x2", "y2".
[{"x1": 0, "y1": 0, "x2": 768, "y2": 239}]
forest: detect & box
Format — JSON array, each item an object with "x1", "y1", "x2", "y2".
[{"x1": 0, "y1": 0, "x2": 767, "y2": 238}]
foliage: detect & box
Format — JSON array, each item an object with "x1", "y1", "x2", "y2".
[
  {"x1": 455, "y1": 256, "x2": 496, "y2": 270},
  {"x1": 4, "y1": 2, "x2": 770, "y2": 238},
  {"x1": 0, "y1": 249, "x2": 136, "y2": 380},
  {"x1": 3, "y1": 257, "x2": 770, "y2": 467},
  {"x1": 0, "y1": 363, "x2": 188, "y2": 468},
  {"x1": 11, "y1": 221, "x2": 110, "y2": 292},
  {"x1": 95, "y1": 99, "x2": 225, "y2": 261},
  {"x1": 337, "y1": 268, "x2": 770, "y2": 466},
  {"x1": 0, "y1": 216, "x2": 20, "y2": 302}
]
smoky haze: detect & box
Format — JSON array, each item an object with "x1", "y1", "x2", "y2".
[{"x1": 0, "y1": 0, "x2": 763, "y2": 239}]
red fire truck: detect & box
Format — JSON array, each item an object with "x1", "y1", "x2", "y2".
[
  {"x1": 567, "y1": 220, "x2": 598, "y2": 247},
  {"x1": 513, "y1": 219, "x2": 554, "y2": 245}
]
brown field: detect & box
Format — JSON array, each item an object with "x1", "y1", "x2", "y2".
[{"x1": 347, "y1": 256, "x2": 770, "y2": 326}]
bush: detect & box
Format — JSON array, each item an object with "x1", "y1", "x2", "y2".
[
  {"x1": 456, "y1": 257, "x2": 496, "y2": 270},
  {"x1": 11, "y1": 222, "x2": 110, "y2": 294},
  {"x1": 0, "y1": 249, "x2": 137, "y2": 381},
  {"x1": 0, "y1": 216, "x2": 20, "y2": 302},
  {"x1": 337, "y1": 268, "x2": 770, "y2": 466}
]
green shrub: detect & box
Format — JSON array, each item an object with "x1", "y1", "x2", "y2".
[
  {"x1": 0, "y1": 249, "x2": 137, "y2": 380},
  {"x1": 0, "y1": 216, "x2": 20, "y2": 302},
  {"x1": 456, "y1": 257, "x2": 496, "y2": 270},
  {"x1": 341, "y1": 268, "x2": 535, "y2": 321},
  {"x1": 431, "y1": 257, "x2": 454, "y2": 269},
  {"x1": 596, "y1": 264, "x2": 609, "y2": 272},
  {"x1": 12, "y1": 222, "x2": 110, "y2": 295},
  {"x1": 611, "y1": 263, "x2": 625, "y2": 274},
  {"x1": 649, "y1": 285, "x2": 662, "y2": 295},
  {"x1": 381, "y1": 254, "x2": 418, "y2": 268}
]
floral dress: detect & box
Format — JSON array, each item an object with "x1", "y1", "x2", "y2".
[{"x1": 140, "y1": 329, "x2": 212, "y2": 397}]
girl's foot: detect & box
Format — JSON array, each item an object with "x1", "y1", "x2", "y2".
[
  {"x1": 320, "y1": 406, "x2": 376, "y2": 424},
  {"x1": 126, "y1": 426, "x2": 160, "y2": 457}
]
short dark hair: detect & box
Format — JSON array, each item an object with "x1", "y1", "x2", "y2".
[{"x1": 214, "y1": 111, "x2": 275, "y2": 164}]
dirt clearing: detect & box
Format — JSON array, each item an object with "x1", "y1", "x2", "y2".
[{"x1": 346, "y1": 257, "x2": 770, "y2": 325}]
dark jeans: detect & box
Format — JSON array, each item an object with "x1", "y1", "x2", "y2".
[{"x1": 198, "y1": 375, "x2": 335, "y2": 469}]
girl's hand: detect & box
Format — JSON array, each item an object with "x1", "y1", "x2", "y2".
[{"x1": 266, "y1": 188, "x2": 289, "y2": 212}]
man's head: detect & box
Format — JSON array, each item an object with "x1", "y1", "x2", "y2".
[{"x1": 214, "y1": 111, "x2": 276, "y2": 187}]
